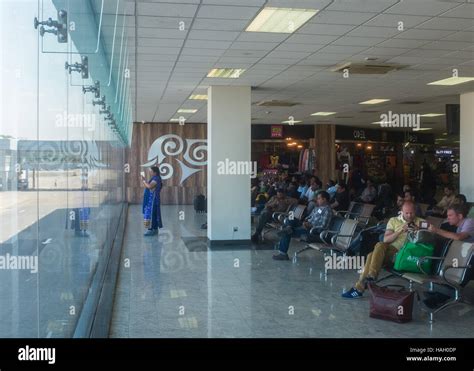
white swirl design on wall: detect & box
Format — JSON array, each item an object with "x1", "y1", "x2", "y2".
[{"x1": 141, "y1": 135, "x2": 207, "y2": 185}]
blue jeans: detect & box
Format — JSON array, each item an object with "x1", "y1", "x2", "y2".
[{"x1": 278, "y1": 226, "x2": 310, "y2": 254}]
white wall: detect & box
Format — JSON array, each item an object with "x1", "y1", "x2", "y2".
[
  {"x1": 207, "y1": 86, "x2": 251, "y2": 241},
  {"x1": 460, "y1": 92, "x2": 474, "y2": 201}
]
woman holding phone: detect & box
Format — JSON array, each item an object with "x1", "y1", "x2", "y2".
[{"x1": 142, "y1": 166, "x2": 163, "y2": 236}]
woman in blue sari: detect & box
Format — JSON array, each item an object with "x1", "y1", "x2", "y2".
[{"x1": 142, "y1": 166, "x2": 163, "y2": 236}]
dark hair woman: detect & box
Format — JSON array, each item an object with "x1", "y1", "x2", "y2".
[{"x1": 141, "y1": 166, "x2": 163, "y2": 236}]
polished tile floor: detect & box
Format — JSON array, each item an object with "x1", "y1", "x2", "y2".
[{"x1": 109, "y1": 205, "x2": 474, "y2": 338}]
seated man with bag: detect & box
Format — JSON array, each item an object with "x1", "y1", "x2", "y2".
[
  {"x1": 342, "y1": 201, "x2": 424, "y2": 299},
  {"x1": 251, "y1": 189, "x2": 296, "y2": 243}
]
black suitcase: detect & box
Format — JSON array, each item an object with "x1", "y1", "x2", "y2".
[{"x1": 194, "y1": 194, "x2": 206, "y2": 213}]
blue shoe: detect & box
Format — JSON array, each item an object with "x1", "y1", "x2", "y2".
[{"x1": 341, "y1": 287, "x2": 363, "y2": 299}]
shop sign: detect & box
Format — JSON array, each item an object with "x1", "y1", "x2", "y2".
[{"x1": 271, "y1": 125, "x2": 283, "y2": 138}]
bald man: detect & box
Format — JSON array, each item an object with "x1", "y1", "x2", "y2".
[{"x1": 342, "y1": 201, "x2": 425, "y2": 299}]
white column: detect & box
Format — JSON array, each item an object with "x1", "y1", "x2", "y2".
[
  {"x1": 207, "y1": 86, "x2": 251, "y2": 243},
  {"x1": 460, "y1": 92, "x2": 474, "y2": 201}
]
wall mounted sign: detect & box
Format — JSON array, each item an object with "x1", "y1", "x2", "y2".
[
  {"x1": 141, "y1": 134, "x2": 207, "y2": 185},
  {"x1": 271, "y1": 125, "x2": 283, "y2": 138}
]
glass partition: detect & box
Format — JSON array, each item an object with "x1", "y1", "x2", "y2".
[{"x1": 0, "y1": 0, "x2": 132, "y2": 337}]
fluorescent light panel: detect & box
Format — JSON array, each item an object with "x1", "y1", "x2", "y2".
[
  {"x1": 311, "y1": 112, "x2": 336, "y2": 116},
  {"x1": 360, "y1": 99, "x2": 390, "y2": 105},
  {"x1": 282, "y1": 120, "x2": 302, "y2": 124},
  {"x1": 177, "y1": 109, "x2": 197, "y2": 113},
  {"x1": 246, "y1": 7, "x2": 318, "y2": 33},
  {"x1": 207, "y1": 68, "x2": 245, "y2": 78},
  {"x1": 189, "y1": 94, "x2": 208, "y2": 100},
  {"x1": 420, "y1": 113, "x2": 444, "y2": 117},
  {"x1": 428, "y1": 77, "x2": 474, "y2": 86}
]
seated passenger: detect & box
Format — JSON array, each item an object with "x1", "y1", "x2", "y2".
[
  {"x1": 429, "y1": 204, "x2": 474, "y2": 243},
  {"x1": 251, "y1": 189, "x2": 296, "y2": 243},
  {"x1": 341, "y1": 201, "x2": 424, "y2": 298},
  {"x1": 358, "y1": 180, "x2": 377, "y2": 203},
  {"x1": 404, "y1": 190, "x2": 423, "y2": 217},
  {"x1": 304, "y1": 181, "x2": 322, "y2": 214},
  {"x1": 429, "y1": 185, "x2": 456, "y2": 217},
  {"x1": 326, "y1": 179, "x2": 338, "y2": 199},
  {"x1": 273, "y1": 191, "x2": 332, "y2": 261},
  {"x1": 331, "y1": 182, "x2": 350, "y2": 212}
]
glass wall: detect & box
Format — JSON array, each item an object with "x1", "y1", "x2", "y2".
[{"x1": 0, "y1": 0, "x2": 132, "y2": 337}]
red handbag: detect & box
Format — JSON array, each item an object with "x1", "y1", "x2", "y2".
[{"x1": 368, "y1": 283, "x2": 415, "y2": 323}]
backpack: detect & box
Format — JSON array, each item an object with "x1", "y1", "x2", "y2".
[{"x1": 194, "y1": 194, "x2": 207, "y2": 213}]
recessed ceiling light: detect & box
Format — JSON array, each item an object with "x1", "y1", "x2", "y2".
[
  {"x1": 428, "y1": 77, "x2": 474, "y2": 86},
  {"x1": 370, "y1": 121, "x2": 392, "y2": 125},
  {"x1": 207, "y1": 68, "x2": 245, "y2": 78},
  {"x1": 420, "y1": 113, "x2": 444, "y2": 117},
  {"x1": 442, "y1": 132, "x2": 448, "y2": 136},
  {"x1": 169, "y1": 118, "x2": 183, "y2": 122},
  {"x1": 281, "y1": 120, "x2": 302, "y2": 124},
  {"x1": 311, "y1": 112, "x2": 337, "y2": 116},
  {"x1": 189, "y1": 94, "x2": 208, "y2": 100},
  {"x1": 246, "y1": 7, "x2": 318, "y2": 33},
  {"x1": 413, "y1": 128, "x2": 432, "y2": 131},
  {"x1": 177, "y1": 109, "x2": 197, "y2": 114},
  {"x1": 359, "y1": 99, "x2": 390, "y2": 105}
]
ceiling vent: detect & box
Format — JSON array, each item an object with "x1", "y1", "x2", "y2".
[
  {"x1": 331, "y1": 62, "x2": 407, "y2": 74},
  {"x1": 255, "y1": 100, "x2": 299, "y2": 107}
]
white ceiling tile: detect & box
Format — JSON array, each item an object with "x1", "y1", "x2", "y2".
[
  {"x1": 187, "y1": 30, "x2": 240, "y2": 41},
  {"x1": 421, "y1": 40, "x2": 473, "y2": 51},
  {"x1": 267, "y1": 0, "x2": 332, "y2": 8},
  {"x1": 439, "y1": 3, "x2": 474, "y2": 19},
  {"x1": 137, "y1": 3, "x2": 198, "y2": 17},
  {"x1": 416, "y1": 17, "x2": 473, "y2": 31},
  {"x1": 347, "y1": 26, "x2": 401, "y2": 38},
  {"x1": 221, "y1": 49, "x2": 267, "y2": 57},
  {"x1": 378, "y1": 38, "x2": 429, "y2": 48},
  {"x1": 298, "y1": 23, "x2": 355, "y2": 35},
  {"x1": 184, "y1": 39, "x2": 233, "y2": 49},
  {"x1": 137, "y1": 27, "x2": 186, "y2": 39},
  {"x1": 196, "y1": 5, "x2": 259, "y2": 20},
  {"x1": 286, "y1": 34, "x2": 339, "y2": 44},
  {"x1": 395, "y1": 28, "x2": 453, "y2": 40},
  {"x1": 365, "y1": 14, "x2": 430, "y2": 28},
  {"x1": 442, "y1": 31, "x2": 474, "y2": 42},
  {"x1": 181, "y1": 48, "x2": 226, "y2": 56},
  {"x1": 137, "y1": 46, "x2": 181, "y2": 55},
  {"x1": 137, "y1": 16, "x2": 192, "y2": 29},
  {"x1": 317, "y1": 45, "x2": 369, "y2": 54},
  {"x1": 327, "y1": 0, "x2": 398, "y2": 13},
  {"x1": 139, "y1": 38, "x2": 185, "y2": 48},
  {"x1": 332, "y1": 36, "x2": 385, "y2": 47},
  {"x1": 384, "y1": 1, "x2": 459, "y2": 16},
  {"x1": 274, "y1": 43, "x2": 324, "y2": 52},
  {"x1": 235, "y1": 32, "x2": 289, "y2": 43},
  {"x1": 204, "y1": 0, "x2": 265, "y2": 4},
  {"x1": 218, "y1": 56, "x2": 261, "y2": 64},
  {"x1": 191, "y1": 18, "x2": 250, "y2": 31},
  {"x1": 231, "y1": 41, "x2": 280, "y2": 51},
  {"x1": 265, "y1": 51, "x2": 312, "y2": 59},
  {"x1": 310, "y1": 10, "x2": 375, "y2": 25},
  {"x1": 361, "y1": 47, "x2": 411, "y2": 56}
]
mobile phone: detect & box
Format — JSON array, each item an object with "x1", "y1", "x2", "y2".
[
  {"x1": 420, "y1": 221, "x2": 429, "y2": 229},
  {"x1": 140, "y1": 171, "x2": 145, "y2": 178}
]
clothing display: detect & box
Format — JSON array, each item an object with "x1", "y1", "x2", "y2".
[{"x1": 298, "y1": 148, "x2": 316, "y2": 172}]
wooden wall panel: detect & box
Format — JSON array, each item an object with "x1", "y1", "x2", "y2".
[
  {"x1": 315, "y1": 124, "x2": 337, "y2": 185},
  {"x1": 126, "y1": 123, "x2": 207, "y2": 205}
]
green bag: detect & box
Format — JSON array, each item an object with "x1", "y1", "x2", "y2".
[{"x1": 393, "y1": 242, "x2": 434, "y2": 274}]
